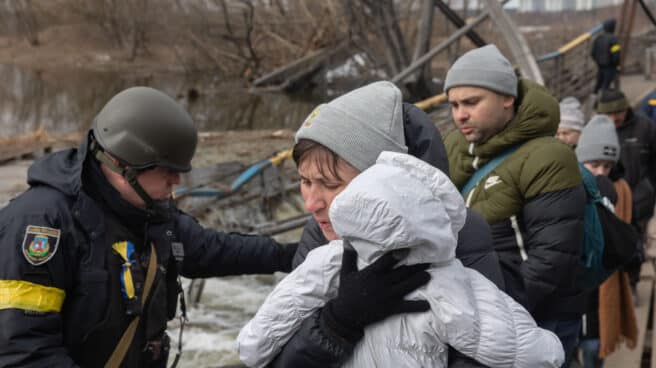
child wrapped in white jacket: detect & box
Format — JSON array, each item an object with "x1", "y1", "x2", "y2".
[{"x1": 237, "y1": 151, "x2": 564, "y2": 368}]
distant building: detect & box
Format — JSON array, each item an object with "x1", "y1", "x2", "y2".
[
  {"x1": 519, "y1": 0, "x2": 621, "y2": 11},
  {"x1": 446, "y1": 0, "x2": 621, "y2": 12}
]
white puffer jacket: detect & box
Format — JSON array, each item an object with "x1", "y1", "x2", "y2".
[{"x1": 237, "y1": 151, "x2": 564, "y2": 368}]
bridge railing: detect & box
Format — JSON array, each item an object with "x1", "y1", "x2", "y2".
[{"x1": 536, "y1": 24, "x2": 603, "y2": 101}]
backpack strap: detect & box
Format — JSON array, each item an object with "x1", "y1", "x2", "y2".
[
  {"x1": 105, "y1": 243, "x2": 158, "y2": 368},
  {"x1": 461, "y1": 145, "x2": 521, "y2": 197}
]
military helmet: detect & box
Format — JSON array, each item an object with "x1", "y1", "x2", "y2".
[{"x1": 92, "y1": 86, "x2": 198, "y2": 172}]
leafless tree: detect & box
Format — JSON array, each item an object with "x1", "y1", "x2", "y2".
[
  {"x1": 68, "y1": 0, "x2": 152, "y2": 60},
  {"x1": 10, "y1": 0, "x2": 40, "y2": 46}
]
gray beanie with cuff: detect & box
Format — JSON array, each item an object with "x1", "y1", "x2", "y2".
[
  {"x1": 295, "y1": 81, "x2": 408, "y2": 171},
  {"x1": 575, "y1": 114, "x2": 620, "y2": 163},
  {"x1": 559, "y1": 101, "x2": 585, "y2": 131},
  {"x1": 444, "y1": 44, "x2": 518, "y2": 97}
]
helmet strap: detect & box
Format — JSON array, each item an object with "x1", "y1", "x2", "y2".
[
  {"x1": 92, "y1": 145, "x2": 156, "y2": 210},
  {"x1": 123, "y1": 167, "x2": 156, "y2": 210}
]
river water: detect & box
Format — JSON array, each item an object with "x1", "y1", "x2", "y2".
[
  {"x1": 0, "y1": 63, "x2": 314, "y2": 367},
  {"x1": 0, "y1": 63, "x2": 320, "y2": 136}
]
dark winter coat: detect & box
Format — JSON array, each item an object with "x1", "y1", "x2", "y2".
[
  {"x1": 445, "y1": 79, "x2": 586, "y2": 322},
  {"x1": 591, "y1": 20, "x2": 621, "y2": 68},
  {"x1": 615, "y1": 108, "x2": 656, "y2": 221},
  {"x1": 0, "y1": 134, "x2": 295, "y2": 367}
]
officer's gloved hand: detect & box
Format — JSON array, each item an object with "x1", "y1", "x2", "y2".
[{"x1": 322, "y1": 241, "x2": 431, "y2": 343}]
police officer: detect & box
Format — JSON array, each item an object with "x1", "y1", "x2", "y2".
[{"x1": 0, "y1": 87, "x2": 300, "y2": 367}]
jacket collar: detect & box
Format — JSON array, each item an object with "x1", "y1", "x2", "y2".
[{"x1": 616, "y1": 108, "x2": 637, "y2": 130}]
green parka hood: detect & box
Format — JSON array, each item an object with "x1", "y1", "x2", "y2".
[
  {"x1": 447, "y1": 79, "x2": 563, "y2": 188},
  {"x1": 449, "y1": 78, "x2": 559, "y2": 159}
]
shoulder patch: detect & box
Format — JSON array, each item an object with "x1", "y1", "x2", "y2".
[{"x1": 22, "y1": 225, "x2": 61, "y2": 266}]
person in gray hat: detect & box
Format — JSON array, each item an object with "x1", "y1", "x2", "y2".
[
  {"x1": 576, "y1": 114, "x2": 621, "y2": 174},
  {"x1": 269, "y1": 81, "x2": 507, "y2": 368},
  {"x1": 556, "y1": 98, "x2": 585, "y2": 148},
  {"x1": 575, "y1": 115, "x2": 639, "y2": 368},
  {"x1": 444, "y1": 44, "x2": 586, "y2": 367},
  {"x1": 597, "y1": 88, "x2": 656, "y2": 296},
  {"x1": 0, "y1": 86, "x2": 298, "y2": 367}
]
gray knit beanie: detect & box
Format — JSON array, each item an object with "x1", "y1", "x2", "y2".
[
  {"x1": 559, "y1": 100, "x2": 585, "y2": 131},
  {"x1": 575, "y1": 114, "x2": 620, "y2": 163},
  {"x1": 560, "y1": 96, "x2": 582, "y2": 110},
  {"x1": 444, "y1": 44, "x2": 518, "y2": 97},
  {"x1": 295, "y1": 81, "x2": 408, "y2": 171}
]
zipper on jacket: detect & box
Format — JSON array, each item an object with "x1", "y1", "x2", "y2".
[
  {"x1": 510, "y1": 215, "x2": 528, "y2": 261},
  {"x1": 465, "y1": 186, "x2": 476, "y2": 207},
  {"x1": 582, "y1": 314, "x2": 587, "y2": 335},
  {"x1": 468, "y1": 143, "x2": 481, "y2": 170}
]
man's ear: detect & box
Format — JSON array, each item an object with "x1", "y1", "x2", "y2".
[{"x1": 502, "y1": 95, "x2": 515, "y2": 109}]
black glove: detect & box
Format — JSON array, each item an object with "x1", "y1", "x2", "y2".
[{"x1": 322, "y1": 241, "x2": 431, "y2": 343}]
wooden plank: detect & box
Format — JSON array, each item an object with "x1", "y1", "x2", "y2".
[
  {"x1": 0, "y1": 142, "x2": 52, "y2": 165},
  {"x1": 0, "y1": 130, "x2": 81, "y2": 166},
  {"x1": 604, "y1": 262, "x2": 654, "y2": 367},
  {"x1": 390, "y1": 0, "x2": 510, "y2": 84},
  {"x1": 482, "y1": 0, "x2": 543, "y2": 85},
  {"x1": 252, "y1": 48, "x2": 327, "y2": 87}
]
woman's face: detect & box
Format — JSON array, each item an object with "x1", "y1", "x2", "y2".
[
  {"x1": 298, "y1": 155, "x2": 360, "y2": 241},
  {"x1": 555, "y1": 127, "x2": 581, "y2": 147}
]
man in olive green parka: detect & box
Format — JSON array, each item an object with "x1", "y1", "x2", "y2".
[{"x1": 444, "y1": 44, "x2": 586, "y2": 367}]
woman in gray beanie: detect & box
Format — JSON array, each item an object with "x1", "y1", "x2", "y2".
[
  {"x1": 238, "y1": 82, "x2": 560, "y2": 367},
  {"x1": 259, "y1": 81, "x2": 517, "y2": 368},
  {"x1": 556, "y1": 98, "x2": 585, "y2": 148}
]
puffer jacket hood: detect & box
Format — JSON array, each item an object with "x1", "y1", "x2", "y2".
[
  {"x1": 27, "y1": 132, "x2": 90, "y2": 196},
  {"x1": 330, "y1": 151, "x2": 466, "y2": 266},
  {"x1": 603, "y1": 18, "x2": 616, "y2": 33},
  {"x1": 448, "y1": 78, "x2": 559, "y2": 163}
]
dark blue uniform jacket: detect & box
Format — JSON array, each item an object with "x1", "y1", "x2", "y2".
[{"x1": 0, "y1": 135, "x2": 295, "y2": 367}]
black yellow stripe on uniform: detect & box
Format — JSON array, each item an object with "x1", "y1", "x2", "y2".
[{"x1": 0, "y1": 279, "x2": 65, "y2": 312}]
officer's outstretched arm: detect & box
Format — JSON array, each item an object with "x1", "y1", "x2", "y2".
[{"x1": 175, "y1": 212, "x2": 297, "y2": 278}]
